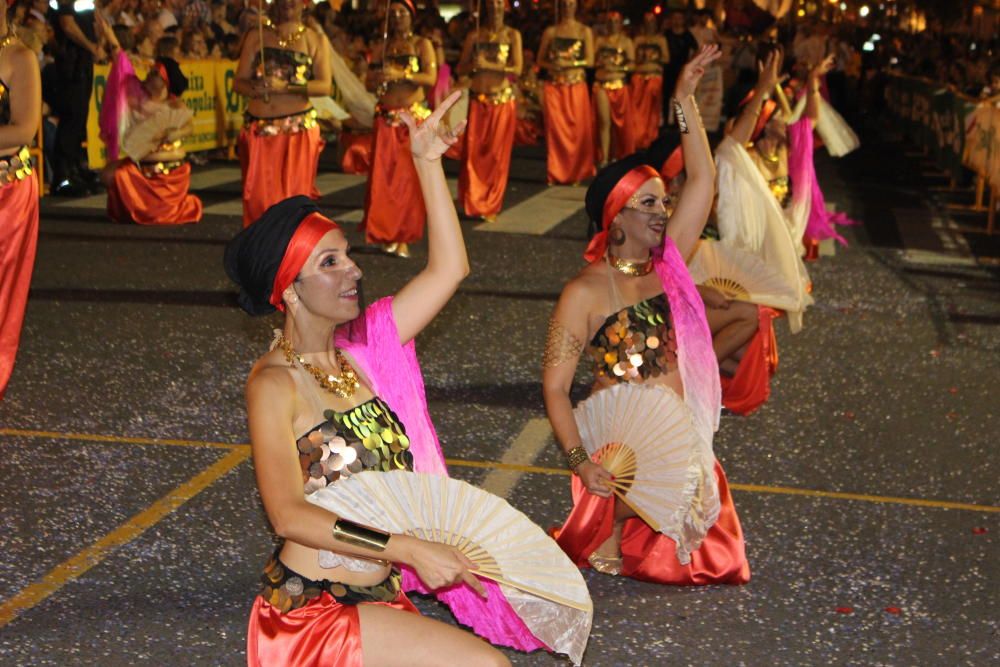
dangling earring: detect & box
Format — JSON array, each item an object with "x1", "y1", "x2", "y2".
[{"x1": 609, "y1": 226, "x2": 626, "y2": 246}]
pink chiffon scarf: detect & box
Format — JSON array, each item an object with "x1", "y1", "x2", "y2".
[
  {"x1": 334, "y1": 297, "x2": 548, "y2": 653},
  {"x1": 788, "y1": 117, "x2": 858, "y2": 246},
  {"x1": 653, "y1": 236, "x2": 722, "y2": 445}
]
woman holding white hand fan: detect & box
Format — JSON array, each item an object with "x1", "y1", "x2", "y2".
[
  {"x1": 542, "y1": 45, "x2": 751, "y2": 585},
  {"x1": 226, "y1": 91, "x2": 510, "y2": 667}
]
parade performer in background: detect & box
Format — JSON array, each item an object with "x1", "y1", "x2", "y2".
[
  {"x1": 689, "y1": 9, "x2": 723, "y2": 133},
  {"x1": 592, "y1": 10, "x2": 633, "y2": 167},
  {"x1": 96, "y1": 14, "x2": 202, "y2": 226},
  {"x1": 234, "y1": 0, "x2": 332, "y2": 228},
  {"x1": 456, "y1": 0, "x2": 522, "y2": 222},
  {"x1": 537, "y1": 0, "x2": 594, "y2": 185},
  {"x1": 227, "y1": 93, "x2": 512, "y2": 667},
  {"x1": 543, "y1": 46, "x2": 750, "y2": 585},
  {"x1": 362, "y1": 0, "x2": 437, "y2": 258},
  {"x1": 630, "y1": 11, "x2": 666, "y2": 150},
  {"x1": 0, "y1": 8, "x2": 41, "y2": 399},
  {"x1": 717, "y1": 47, "x2": 813, "y2": 333}
]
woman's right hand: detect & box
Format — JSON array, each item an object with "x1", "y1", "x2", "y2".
[
  {"x1": 576, "y1": 460, "x2": 613, "y2": 498},
  {"x1": 399, "y1": 535, "x2": 487, "y2": 598}
]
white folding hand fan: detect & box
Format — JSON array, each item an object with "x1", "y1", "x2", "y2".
[
  {"x1": 688, "y1": 238, "x2": 801, "y2": 312},
  {"x1": 573, "y1": 383, "x2": 720, "y2": 564},
  {"x1": 307, "y1": 470, "x2": 592, "y2": 665}
]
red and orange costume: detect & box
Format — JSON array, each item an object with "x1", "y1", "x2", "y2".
[
  {"x1": 460, "y1": 86, "x2": 517, "y2": 219},
  {"x1": 240, "y1": 47, "x2": 324, "y2": 228},
  {"x1": 361, "y1": 102, "x2": 430, "y2": 245},
  {"x1": 0, "y1": 146, "x2": 39, "y2": 400},
  {"x1": 543, "y1": 36, "x2": 595, "y2": 184},
  {"x1": 107, "y1": 152, "x2": 202, "y2": 225}
]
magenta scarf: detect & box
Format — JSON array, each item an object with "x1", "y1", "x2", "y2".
[
  {"x1": 788, "y1": 117, "x2": 858, "y2": 246},
  {"x1": 652, "y1": 237, "x2": 722, "y2": 443},
  {"x1": 98, "y1": 50, "x2": 146, "y2": 162},
  {"x1": 334, "y1": 297, "x2": 547, "y2": 653}
]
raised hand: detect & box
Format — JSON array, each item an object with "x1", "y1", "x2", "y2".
[
  {"x1": 755, "y1": 49, "x2": 781, "y2": 94},
  {"x1": 810, "y1": 54, "x2": 835, "y2": 82},
  {"x1": 402, "y1": 89, "x2": 467, "y2": 162},
  {"x1": 674, "y1": 44, "x2": 722, "y2": 99}
]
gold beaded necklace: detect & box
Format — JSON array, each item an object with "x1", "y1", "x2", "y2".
[
  {"x1": 265, "y1": 19, "x2": 306, "y2": 49},
  {"x1": 275, "y1": 333, "x2": 360, "y2": 399},
  {"x1": 0, "y1": 31, "x2": 18, "y2": 52},
  {"x1": 608, "y1": 254, "x2": 654, "y2": 277}
]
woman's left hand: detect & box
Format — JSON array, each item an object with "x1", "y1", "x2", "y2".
[
  {"x1": 809, "y1": 54, "x2": 835, "y2": 83},
  {"x1": 673, "y1": 44, "x2": 721, "y2": 99},
  {"x1": 402, "y1": 90, "x2": 467, "y2": 162}
]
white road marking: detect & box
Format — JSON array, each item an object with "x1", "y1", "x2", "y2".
[{"x1": 475, "y1": 185, "x2": 586, "y2": 235}]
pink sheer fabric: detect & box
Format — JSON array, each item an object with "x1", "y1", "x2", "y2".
[
  {"x1": 788, "y1": 116, "x2": 858, "y2": 246},
  {"x1": 430, "y1": 63, "x2": 453, "y2": 110},
  {"x1": 99, "y1": 51, "x2": 146, "y2": 162},
  {"x1": 653, "y1": 237, "x2": 722, "y2": 445},
  {"x1": 334, "y1": 297, "x2": 547, "y2": 654}
]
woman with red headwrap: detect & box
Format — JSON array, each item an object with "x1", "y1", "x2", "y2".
[
  {"x1": 96, "y1": 14, "x2": 202, "y2": 226},
  {"x1": 542, "y1": 46, "x2": 750, "y2": 585},
  {"x1": 0, "y1": 8, "x2": 41, "y2": 400},
  {"x1": 631, "y1": 12, "x2": 667, "y2": 150},
  {"x1": 234, "y1": 0, "x2": 332, "y2": 228},
  {"x1": 362, "y1": 0, "x2": 438, "y2": 258},
  {"x1": 537, "y1": 0, "x2": 594, "y2": 185},
  {"x1": 227, "y1": 92, "x2": 511, "y2": 667},
  {"x1": 455, "y1": 0, "x2": 522, "y2": 222}
]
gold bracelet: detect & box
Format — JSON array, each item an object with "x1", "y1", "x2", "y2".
[
  {"x1": 564, "y1": 446, "x2": 590, "y2": 471},
  {"x1": 672, "y1": 98, "x2": 688, "y2": 134},
  {"x1": 332, "y1": 518, "x2": 391, "y2": 552}
]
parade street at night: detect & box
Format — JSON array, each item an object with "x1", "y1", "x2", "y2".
[{"x1": 1, "y1": 124, "x2": 997, "y2": 665}]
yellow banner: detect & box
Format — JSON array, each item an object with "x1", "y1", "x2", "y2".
[
  {"x1": 964, "y1": 104, "x2": 1000, "y2": 192},
  {"x1": 87, "y1": 59, "x2": 245, "y2": 168}
]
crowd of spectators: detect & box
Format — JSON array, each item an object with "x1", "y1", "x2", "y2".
[{"x1": 6, "y1": 0, "x2": 994, "y2": 195}]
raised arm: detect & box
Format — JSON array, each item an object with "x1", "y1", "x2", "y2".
[
  {"x1": 804, "y1": 55, "x2": 834, "y2": 122},
  {"x1": 246, "y1": 367, "x2": 485, "y2": 595},
  {"x1": 727, "y1": 49, "x2": 780, "y2": 146},
  {"x1": 665, "y1": 44, "x2": 721, "y2": 260},
  {"x1": 391, "y1": 90, "x2": 470, "y2": 345},
  {"x1": 541, "y1": 280, "x2": 613, "y2": 497}
]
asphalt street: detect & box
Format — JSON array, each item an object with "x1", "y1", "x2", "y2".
[{"x1": 0, "y1": 123, "x2": 997, "y2": 666}]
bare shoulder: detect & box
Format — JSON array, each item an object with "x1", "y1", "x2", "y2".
[
  {"x1": 558, "y1": 263, "x2": 607, "y2": 311},
  {"x1": 247, "y1": 349, "x2": 295, "y2": 400},
  {"x1": 4, "y1": 42, "x2": 38, "y2": 74}
]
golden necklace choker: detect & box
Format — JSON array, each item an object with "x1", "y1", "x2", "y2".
[
  {"x1": 0, "y1": 32, "x2": 17, "y2": 52},
  {"x1": 275, "y1": 333, "x2": 360, "y2": 399},
  {"x1": 265, "y1": 20, "x2": 306, "y2": 49},
  {"x1": 608, "y1": 254, "x2": 654, "y2": 277}
]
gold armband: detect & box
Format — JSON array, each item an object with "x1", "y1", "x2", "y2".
[
  {"x1": 565, "y1": 446, "x2": 590, "y2": 471},
  {"x1": 332, "y1": 518, "x2": 390, "y2": 552},
  {"x1": 542, "y1": 318, "x2": 584, "y2": 369}
]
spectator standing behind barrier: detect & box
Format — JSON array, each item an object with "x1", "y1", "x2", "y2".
[
  {"x1": 662, "y1": 9, "x2": 697, "y2": 131},
  {"x1": 46, "y1": 0, "x2": 101, "y2": 196}
]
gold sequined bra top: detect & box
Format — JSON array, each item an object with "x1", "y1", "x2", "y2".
[
  {"x1": 296, "y1": 396, "x2": 413, "y2": 495},
  {"x1": 478, "y1": 40, "x2": 511, "y2": 67},
  {"x1": 549, "y1": 36, "x2": 584, "y2": 63},
  {"x1": 587, "y1": 294, "x2": 677, "y2": 382},
  {"x1": 253, "y1": 47, "x2": 313, "y2": 86},
  {"x1": 0, "y1": 77, "x2": 10, "y2": 126},
  {"x1": 381, "y1": 52, "x2": 421, "y2": 75},
  {"x1": 597, "y1": 46, "x2": 627, "y2": 68},
  {"x1": 636, "y1": 42, "x2": 664, "y2": 64}
]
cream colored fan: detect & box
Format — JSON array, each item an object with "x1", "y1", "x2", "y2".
[
  {"x1": 687, "y1": 238, "x2": 801, "y2": 312},
  {"x1": 121, "y1": 102, "x2": 193, "y2": 163},
  {"x1": 573, "y1": 383, "x2": 720, "y2": 564},
  {"x1": 307, "y1": 470, "x2": 592, "y2": 665}
]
